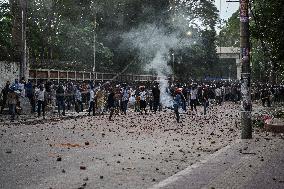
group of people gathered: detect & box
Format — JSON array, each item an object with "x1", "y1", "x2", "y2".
[{"x1": 1, "y1": 77, "x2": 284, "y2": 122}]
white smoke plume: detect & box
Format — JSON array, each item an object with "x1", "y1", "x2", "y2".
[{"x1": 121, "y1": 12, "x2": 196, "y2": 107}]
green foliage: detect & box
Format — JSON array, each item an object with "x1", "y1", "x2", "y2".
[
  {"x1": 252, "y1": 118, "x2": 264, "y2": 128},
  {"x1": 0, "y1": 2, "x2": 12, "y2": 60},
  {"x1": 252, "y1": 114, "x2": 271, "y2": 129},
  {"x1": 218, "y1": 10, "x2": 239, "y2": 47},
  {"x1": 250, "y1": 0, "x2": 284, "y2": 83},
  {"x1": 218, "y1": 0, "x2": 284, "y2": 83},
  {"x1": 2, "y1": 0, "x2": 220, "y2": 77}
]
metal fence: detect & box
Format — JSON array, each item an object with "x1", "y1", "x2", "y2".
[{"x1": 29, "y1": 69, "x2": 161, "y2": 83}]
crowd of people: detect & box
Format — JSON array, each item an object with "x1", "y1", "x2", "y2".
[{"x1": 1, "y1": 77, "x2": 284, "y2": 122}]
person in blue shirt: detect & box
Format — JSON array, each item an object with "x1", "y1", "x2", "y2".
[
  {"x1": 25, "y1": 80, "x2": 35, "y2": 113},
  {"x1": 173, "y1": 89, "x2": 182, "y2": 123}
]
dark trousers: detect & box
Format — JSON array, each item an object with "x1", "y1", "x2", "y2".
[
  {"x1": 182, "y1": 100, "x2": 186, "y2": 111},
  {"x1": 57, "y1": 99, "x2": 65, "y2": 115},
  {"x1": 149, "y1": 100, "x2": 153, "y2": 111},
  {"x1": 0, "y1": 97, "x2": 7, "y2": 113},
  {"x1": 109, "y1": 107, "x2": 114, "y2": 120},
  {"x1": 66, "y1": 96, "x2": 74, "y2": 111},
  {"x1": 174, "y1": 106, "x2": 180, "y2": 122},
  {"x1": 9, "y1": 104, "x2": 16, "y2": 120},
  {"x1": 37, "y1": 100, "x2": 45, "y2": 117},
  {"x1": 203, "y1": 100, "x2": 209, "y2": 115},
  {"x1": 88, "y1": 101, "x2": 95, "y2": 115},
  {"x1": 216, "y1": 96, "x2": 222, "y2": 105},
  {"x1": 153, "y1": 98, "x2": 159, "y2": 112},
  {"x1": 28, "y1": 96, "x2": 36, "y2": 113},
  {"x1": 122, "y1": 100, "x2": 128, "y2": 114},
  {"x1": 190, "y1": 99, "x2": 197, "y2": 112},
  {"x1": 75, "y1": 100, "x2": 83, "y2": 112}
]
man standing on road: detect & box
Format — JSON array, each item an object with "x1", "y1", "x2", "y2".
[
  {"x1": 35, "y1": 85, "x2": 46, "y2": 119},
  {"x1": 215, "y1": 85, "x2": 222, "y2": 105},
  {"x1": 202, "y1": 86, "x2": 209, "y2": 115},
  {"x1": 56, "y1": 83, "x2": 65, "y2": 116},
  {"x1": 88, "y1": 87, "x2": 95, "y2": 116},
  {"x1": 139, "y1": 86, "x2": 147, "y2": 115},
  {"x1": 190, "y1": 84, "x2": 198, "y2": 114},
  {"x1": 7, "y1": 87, "x2": 17, "y2": 121},
  {"x1": 121, "y1": 85, "x2": 130, "y2": 115},
  {"x1": 173, "y1": 88, "x2": 182, "y2": 123},
  {"x1": 26, "y1": 80, "x2": 35, "y2": 113},
  {"x1": 96, "y1": 87, "x2": 105, "y2": 115},
  {"x1": 0, "y1": 81, "x2": 10, "y2": 114},
  {"x1": 108, "y1": 88, "x2": 115, "y2": 121},
  {"x1": 152, "y1": 85, "x2": 160, "y2": 113},
  {"x1": 75, "y1": 86, "x2": 83, "y2": 113}
]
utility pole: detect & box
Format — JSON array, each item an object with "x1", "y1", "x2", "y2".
[
  {"x1": 93, "y1": 14, "x2": 96, "y2": 82},
  {"x1": 240, "y1": 0, "x2": 252, "y2": 139},
  {"x1": 19, "y1": 0, "x2": 28, "y2": 80},
  {"x1": 226, "y1": 0, "x2": 252, "y2": 139}
]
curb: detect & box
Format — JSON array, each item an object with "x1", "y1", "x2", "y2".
[{"x1": 264, "y1": 123, "x2": 284, "y2": 133}]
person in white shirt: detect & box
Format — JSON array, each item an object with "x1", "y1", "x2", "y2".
[
  {"x1": 75, "y1": 86, "x2": 83, "y2": 112},
  {"x1": 139, "y1": 86, "x2": 147, "y2": 115},
  {"x1": 190, "y1": 84, "x2": 198, "y2": 113},
  {"x1": 35, "y1": 85, "x2": 46, "y2": 118},
  {"x1": 121, "y1": 86, "x2": 130, "y2": 115},
  {"x1": 88, "y1": 88, "x2": 95, "y2": 116},
  {"x1": 215, "y1": 86, "x2": 222, "y2": 105}
]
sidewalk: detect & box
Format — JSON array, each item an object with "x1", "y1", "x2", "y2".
[{"x1": 150, "y1": 135, "x2": 284, "y2": 189}]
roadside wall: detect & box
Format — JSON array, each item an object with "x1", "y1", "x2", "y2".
[{"x1": 0, "y1": 61, "x2": 20, "y2": 90}]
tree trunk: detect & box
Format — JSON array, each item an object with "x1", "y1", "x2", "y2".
[
  {"x1": 10, "y1": 0, "x2": 22, "y2": 62},
  {"x1": 10, "y1": 0, "x2": 28, "y2": 79}
]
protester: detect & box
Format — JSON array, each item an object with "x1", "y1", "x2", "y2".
[
  {"x1": 121, "y1": 85, "x2": 130, "y2": 115},
  {"x1": 152, "y1": 85, "x2": 160, "y2": 113},
  {"x1": 202, "y1": 86, "x2": 209, "y2": 115},
  {"x1": 173, "y1": 88, "x2": 182, "y2": 123},
  {"x1": 35, "y1": 85, "x2": 46, "y2": 118},
  {"x1": 0, "y1": 81, "x2": 10, "y2": 114},
  {"x1": 56, "y1": 83, "x2": 65, "y2": 116},
  {"x1": 215, "y1": 86, "x2": 222, "y2": 105},
  {"x1": 26, "y1": 81, "x2": 35, "y2": 113},
  {"x1": 75, "y1": 86, "x2": 83, "y2": 113},
  {"x1": 190, "y1": 84, "x2": 198, "y2": 114},
  {"x1": 96, "y1": 88, "x2": 105, "y2": 115},
  {"x1": 108, "y1": 88, "x2": 115, "y2": 121},
  {"x1": 88, "y1": 87, "x2": 95, "y2": 116},
  {"x1": 2, "y1": 78, "x2": 284, "y2": 123},
  {"x1": 7, "y1": 87, "x2": 17, "y2": 121},
  {"x1": 139, "y1": 86, "x2": 147, "y2": 115}
]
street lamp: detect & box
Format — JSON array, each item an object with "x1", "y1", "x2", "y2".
[{"x1": 186, "y1": 31, "x2": 192, "y2": 37}]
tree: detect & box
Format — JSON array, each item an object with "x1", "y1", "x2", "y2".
[
  {"x1": 0, "y1": 2, "x2": 12, "y2": 60},
  {"x1": 250, "y1": 0, "x2": 284, "y2": 83},
  {"x1": 218, "y1": 10, "x2": 239, "y2": 47},
  {"x1": 1, "y1": 0, "x2": 221, "y2": 78},
  {"x1": 218, "y1": 0, "x2": 284, "y2": 83}
]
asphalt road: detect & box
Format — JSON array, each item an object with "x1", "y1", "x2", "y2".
[{"x1": 0, "y1": 102, "x2": 276, "y2": 189}]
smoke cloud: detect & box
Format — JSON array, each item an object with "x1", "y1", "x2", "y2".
[{"x1": 120, "y1": 13, "x2": 196, "y2": 107}]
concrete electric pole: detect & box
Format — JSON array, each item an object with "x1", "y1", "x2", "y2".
[
  {"x1": 240, "y1": 0, "x2": 252, "y2": 139},
  {"x1": 93, "y1": 14, "x2": 97, "y2": 82},
  {"x1": 19, "y1": 0, "x2": 28, "y2": 80}
]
